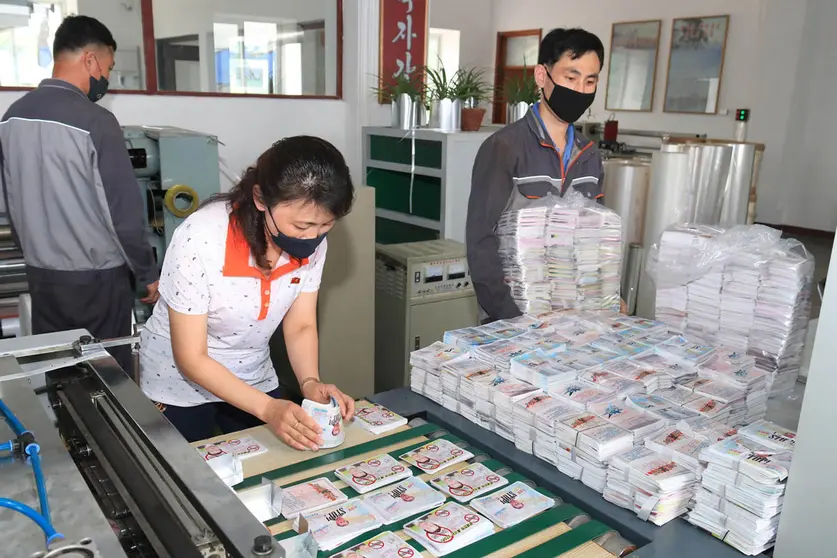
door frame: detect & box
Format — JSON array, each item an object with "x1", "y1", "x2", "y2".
[{"x1": 493, "y1": 29, "x2": 542, "y2": 124}]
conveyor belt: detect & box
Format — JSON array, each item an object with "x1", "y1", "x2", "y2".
[{"x1": 212, "y1": 402, "x2": 630, "y2": 558}]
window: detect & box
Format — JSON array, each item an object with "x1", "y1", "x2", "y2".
[
  {"x1": 0, "y1": 0, "x2": 344, "y2": 99},
  {"x1": 427, "y1": 28, "x2": 460, "y2": 76}
]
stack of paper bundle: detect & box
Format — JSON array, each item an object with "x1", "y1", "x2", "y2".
[
  {"x1": 511, "y1": 391, "x2": 577, "y2": 460},
  {"x1": 656, "y1": 285, "x2": 688, "y2": 331},
  {"x1": 699, "y1": 350, "x2": 769, "y2": 424},
  {"x1": 627, "y1": 449, "x2": 698, "y2": 525},
  {"x1": 548, "y1": 379, "x2": 614, "y2": 411},
  {"x1": 472, "y1": 339, "x2": 533, "y2": 375},
  {"x1": 719, "y1": 252, "x2": 762, "y2": 350},
  {"x1": 440, "y1": 359, "x2": 493, "y2": 415},
  {"x1": 509, "y1": 350, "x2": 576, "y2": 390},
  {"x1": 546, "y1": 206, "x2": 622, "y2": 312},
  {"x1": 443, "y1": 327, "x2": 499, "y2": 349},
  {"x1": 403, "y1": 502, "x2": 494, "y2": 556},
  {"x1": 602, "y1": 359, "x2": 669, "y2": 393},
  {"x1": 589, "y1": 399, "x2": 665, "y2": 444},
  {"x1": 644, "y1": 426, "x2": 710, "y2": 479},
  {"x1": 498, "y1": 204, "x2": 552, "y2": 314},
  {"x1": 633, "y1": 349, "x2": 698, "y2": 387},
  {"x1": 458, "y1": 367, "x2": 499, "y2": 429},
  {"x1": 578, "y1": 370, "x2": 646, "y2": 399},
  {"x1": 489, "y1": 377, "x2": 541, "y2": 443},
  {"x1": 685, "y1": 264, "x2": 724, "y2": 343},
  {"x1": 688, "y1": 421, "x2": 795, "y2": 555},
  {"x1": 409, "y1": 342, "x2": 469, "y2": 404},
  {"x1": 750, "y1": 247, "x2": 814, "y2": 394}
]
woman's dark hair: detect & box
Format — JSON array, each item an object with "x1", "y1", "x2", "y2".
[{"x1": 208, "y1": 135, "x2": 354, "y2": 268}]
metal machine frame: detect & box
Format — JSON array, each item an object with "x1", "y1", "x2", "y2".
[{"x1": 0, "y1": 331, "x2": 276, "y2": 557}]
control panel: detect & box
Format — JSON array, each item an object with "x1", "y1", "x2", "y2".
[{"x1": 410, "y1": 257, "x2": 472, "y2": 298}]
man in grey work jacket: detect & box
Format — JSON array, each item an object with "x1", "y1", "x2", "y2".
[
  {"x1": 466, "y1": 28, "x2": 609, "y2": 323},
  {"x1": 0, "y1": 16, "x2": 158, "y2": 375}
]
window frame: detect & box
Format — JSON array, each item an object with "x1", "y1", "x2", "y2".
[{"x1": 0, "y1": 0, "x2": 343, "y2": 100}]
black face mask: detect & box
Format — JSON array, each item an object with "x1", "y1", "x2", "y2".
[
  {"x1": 87, "y1": 56, "x2": 109, "y2": 103},
  {"x1": 542, "y1": 67, "x2": 596, "y2": 124},
  {"x1": 266, "y1": 210, "x2": 326, "y2": 260},
  {"x1": 88, "y1": 74, "x2": 109, "y2": 103}
]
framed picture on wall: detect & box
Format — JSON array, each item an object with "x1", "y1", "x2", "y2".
[
  {"x1": 664, "y1": 15, "x2": 730, "y2": 114},
  {"x1": 605, "y1": 20, "x2": 662, "y2": 112}
]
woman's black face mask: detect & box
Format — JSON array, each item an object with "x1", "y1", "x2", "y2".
[{"x1": 265, "y1": 209, "x2": 326, "y2": 260}]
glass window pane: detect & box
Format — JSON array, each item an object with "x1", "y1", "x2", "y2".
[
  {"x1": 504, "y1": 35, "x2": 539, "y2": 67},
  {"x1": 154, "y1": 0, "x2": 338, "y2": 96},
  {"x1": 0, "y1": 1, "x2": 147, "y2": 90}
]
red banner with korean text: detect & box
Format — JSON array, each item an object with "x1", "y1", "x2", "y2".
[{"x1": 379, "y1": 0, "x2": 428, "y2": 103}]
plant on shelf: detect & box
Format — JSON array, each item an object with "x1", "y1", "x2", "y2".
[
  {"x1": 372, "y1": 71, "x2": 425, "y2": 103},
  {"x1": 455, "y1": 67, "x2": 493, "y2": 131},
  {"x1": 424, "y1": 64, "x2": 459, "y2": 101},
  {"x1": 503, "y1": 65, "x2": 540, "y2": 105},
  {"x1": 454, "y1": 67, "x2": 493, "y2": 105}
]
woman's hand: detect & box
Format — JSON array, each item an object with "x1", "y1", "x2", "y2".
[
  {"x1": 301, "y1": 380, "x2": 356, "y2": 422},
  {"x1": 262, "y1": 399, "x2": 323, "y2": 451}
]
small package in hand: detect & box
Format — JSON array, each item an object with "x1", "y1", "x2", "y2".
[{"x1": 303, "y1": 396, "x2": 345, "y2": 449}]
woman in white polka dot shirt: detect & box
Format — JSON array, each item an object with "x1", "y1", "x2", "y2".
[{"x1": 140, "y1": 136, "x2": 355, "y2": 449}]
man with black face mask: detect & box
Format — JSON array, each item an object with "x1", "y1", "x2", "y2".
[
  {"x1": 466, "y1": 28, "x2": 612, "y2": 323},
  {"x1": 0, "y1": 16, "x2": 158, "y2": 376}
]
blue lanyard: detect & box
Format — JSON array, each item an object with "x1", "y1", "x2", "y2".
[{"x1": 533, "y1": 101, "x2": 574, "y2": 172}]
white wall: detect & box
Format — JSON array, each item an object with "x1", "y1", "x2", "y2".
[
  {"x1": 775, "y1": 0, "x2": 837, "y2": 232},
  {"x1": 429, "y1": 0, "x2": 494, "y2": 71},
  {"x1": 488, "y1": 0, "x2": 833, "y2": 231}
]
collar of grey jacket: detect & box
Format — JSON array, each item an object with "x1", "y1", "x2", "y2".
[
  {"x1": 523, "y1": 106, "x2": 594, "y2": 153},
  {"x1": 38, "y1": 78, "x2": 87, "y2": 100}
]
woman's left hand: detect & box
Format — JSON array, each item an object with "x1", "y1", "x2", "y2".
[{"x1": 302, "y1": 380, "x2": 356, "y2": 422}]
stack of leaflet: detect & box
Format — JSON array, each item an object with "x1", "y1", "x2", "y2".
[
  {"x1": 458, "y1": 367, "x2": 498, "y2": 428},
  {"x1": 655, "y1": 286, "x2": 688, "y2": 332},
  {"x1": 477, "y1": 320, "x2": 528, "y2": 341},
  {"x1": 363, "y1": 477, "x2": 445, "y2": 525},
  {"x1": 331, "y1": 532, "x2": 420, "y2": 558},
  {"x1": 589, "y1": 399, "x2": 665, "y2": 444},
  {"x1": 644, "y1": 427, "x2": 709, "y2": 478},
  {"x1": 654, "y1": 335, "x2": 716, "y2": 368},
  {"x1": 554, "y1": 412, "x2": 610, "y2": 489},
  {"x1": 632, "y1": 352, "x2": 697, "y2": 387},
  {"x1": 680, "y1": 415, "x2": 739, "y2": 444},
  {"x1": 353, "y1": 404, "x2": 408, "y2": 435},
  {"x1": 474, "y1": 340, "x2": 537, "y2": 375},
  {"x1": 548, "y1": 379, "x2": 614, "y2": 411},
  {"x1": 471, "y1": 481, "x2": 556, "y2": 528},
  {"x1": 546, "y1": 206, "x2": 622, "y2": 312},
  {"x1": 626, "y1": 449, "x2": 697, "y2": 525},
  {"x1": 509, "y1": 350, "x2": 576, "y2": 390},
  {"x1": 441, "y1": 360, "x2": 493, "y2": 415},
  {"x1": 295, "y1": 498, "x2": 382, "y2": 551},
  {"x1": 489, "y1": 378, "x2": 541, "y2": 443},
  {"x1": 589, "y1": 334, "x2": 653, "y2": 358},
  {"x1": 602, "y1": 359, "x2": 668, "y2": 393},
  {"x1": 719, "y1": 252, "x2": 762, "y2": 350},
  {"x1": 626, "y1": 393, "x2": 699, "y2": 424},
  {"x1": 403, "y1": 502, "x2": 494, "y2": 556},
  {"x1": 685, "y1": 264, "x2": 724, "y2": 343},
  {"x1": 692, "y1": 380, "x2": 746, "y2": 425},
  {"x1": 750, "y1": 247, "x2": 814, "y2": 395},
  {"x1": 578, "y1": 370, "x2": 645, "y2": 399},
  {"x1": 443, "y1": 327, "x2": 499, "y2": 349},
  {"x1": 699, "y1": 350, "x2": 768, "y2": 424},
  {"x1": 409, "y1": 342, "x2": 469, "y2": 403},
  {"x1": 604, "y1": 446, "x2": 656, "y2": 510},
  {"x1": 545, "y1": 206, "x2": 581, "y2": 310},
  {"x1": 399, "y1": 439, "x2": 474, "y2": 475},
  {"x1": 498, "y1": 204, "x2": 551, "y2": 315},
  {"x1": 689, "y1": 422, "x2": 794, "y2": 555},
  {"x1": 512, "y1": 392, "x2": 577, "y2": 461}
]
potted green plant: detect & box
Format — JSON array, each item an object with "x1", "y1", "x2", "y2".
[
  {"x1": 455, "y1": 67, "x2": 492, "y2": 132},
  {"x1": 503, "y1": 64, "x2": 539, "y2": 123},
  {"x1": 425, "y1": 64, "x2": 461, "y2": 131},
  {"x1": 373, "y1": 72, "x2": 425, "y2": 130}
]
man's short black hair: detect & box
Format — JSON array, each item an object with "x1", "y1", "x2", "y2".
[
  {"x1": 53, "y1": 15, "x2": 117, "y2": 58},
  {"x1": 538, "y1": 28, "x2": 605, "y2": 69}
]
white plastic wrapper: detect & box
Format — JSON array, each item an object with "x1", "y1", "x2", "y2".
[
  {"x1": 647, "y1": 223, "x2": 814, "y2": 395},
  {"x1": 497, "y1": 190, "x2": 623, "y2": 315},
  {"x1": 302, "y1": 397, "x2": 345, "y2": 449}
]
